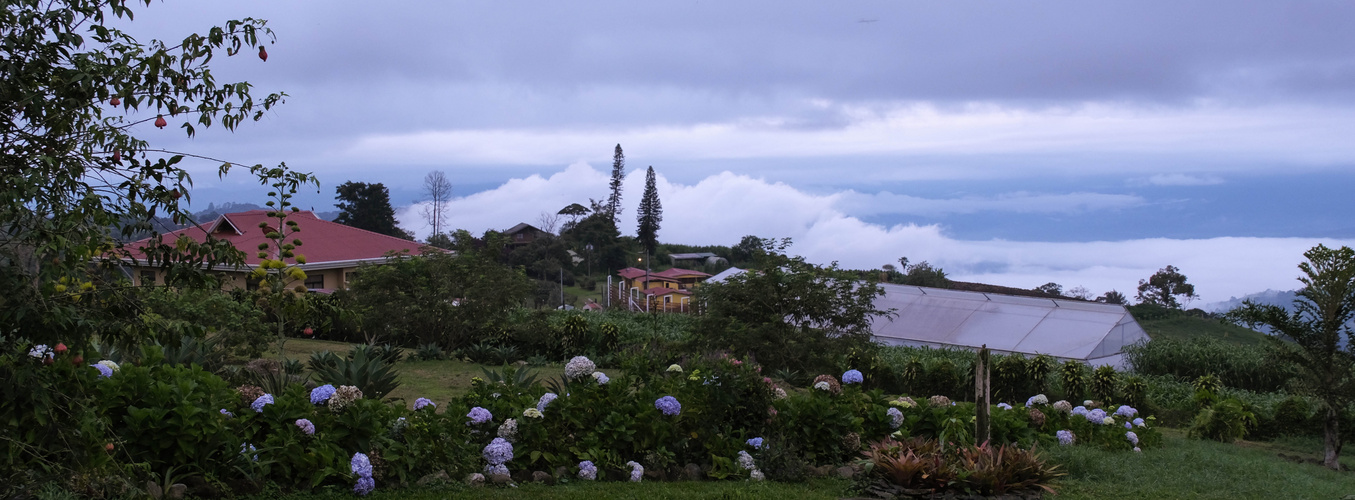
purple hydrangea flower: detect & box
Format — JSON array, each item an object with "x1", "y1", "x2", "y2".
[
  {"x1": 483, "y1": 437, "x2": 514, "y2": 465},
  {"x1": 842, "y1": 369, "x2": 864, "y2": 384},
  {"x1": 1072, "y1": 406, "x2": 1089, "y2": 417},
  {"x1": 484, "y1": 464, "x2": 509, "y2": 476},
  {"x1": 353, "y1": 476, "x2": 375, "y2": 496},
  {"x1": 413, "y1": 397, "x2": 435, "y2": 411},
  {"x1": 295, "y1": 418, "x2": 315, "y2": 435},
  {"x1": 655, "y1": 395, "x2": 681, "y2": 416},
  {"x1": 467, "y1": 406, "x2": 492, "y2": 425},
  {"x1": 578, "y1": 460, "x2": 598, "y2": 480},
  {"x1": 747, "y1": 437, "x2": 765, "y2": 449},
  {"x1": 1057, "y1": 430, "x2": 1075, "y2": 446},
  {"x1": 1115, "y1": 405, "x2": 1138, "y2": 418},
  {"x1": 1086, "y1": 408, "x2": 1107, "y2": 425},
  {"x1": 887, "y1": 407, "x2": 905, "y2": 429},
  {"x1": 1126, "y1": 431, "x2": 1140, "y2": 445},
  {"x1": 997, "y1": 402, "x2": 1012, "y2": 410},
  {"x1": 91, "y1": 363, "x2": 113, "y2": 378},
  {"x1": 626, "y1": 461, "x2": 644, "y2": 482},
  {"x1": 536, "y1": 392, "x2": 558, "y2": 412},
  {"x1": 220, "y1": 409, "x2": 234, "y2": 418},
  {"x1": 352, "y1": 452, "x2": 373, "y2": 477},
  {"x1": 251, "y1": 394, "x2": 274, "y2": 413},
  {"x1": 310, "y1": 384, "x2": 336, "y2": 404},
  {"x1": 1134, "y1": 417, "x2": 1146, "y2": 427}
]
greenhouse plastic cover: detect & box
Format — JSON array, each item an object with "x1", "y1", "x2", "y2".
[{"x1": 870, "y1": 284, "x2": 1149, "y2": 367}]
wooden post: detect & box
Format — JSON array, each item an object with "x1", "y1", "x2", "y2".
[{"x1": 975, "y1": 345, "x2": 991, "y2": 446}]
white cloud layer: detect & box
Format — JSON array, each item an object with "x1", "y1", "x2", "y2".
[
  {"x1": 346, "y1": 102, "x2": 1355, "y2": 177},
  {"x1": 398, "y1": 164, "x2": 1353, "y2": 304},
  {"x1": 1144, "y1": 173, "x2": 1226, "y2": 186}
]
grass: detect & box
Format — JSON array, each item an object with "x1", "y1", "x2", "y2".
[
  {"x1": 1138, "y1": 315, "x2": 1271, "y2": 345},
  {"x1": 1047, "y1": 429, "x2": 1355, "y2": 499},
  {"x1": 272, "y1": 338, "x2": 597, "y2": 407}
]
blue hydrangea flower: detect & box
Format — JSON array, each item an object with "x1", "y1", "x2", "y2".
[
  {"x1": 351, "y1": 452, "x2": 373, "y2": 477},
  {"x1": 413, "y1": 397, "x2": 435, "y2": 411},
  {"x1": 1085, "y1": 408, "x2": 1107, "y2": 425},
  {"x1": 578, "y1": 460, "x2": 598, "y2": 480},
  {"x1": 887, "y1": 407, "x2": 905, "y2": 429},
  {"x1": 483, "y1": 437, "x2": 514, "y2": 465},
  {"x1": 1057, "y1": 430, "x2": 1075, "y2": 446},
  {"x1": 747, "y1": 437, "x2": 765, "y2": 449},
  {"x1": 1026, "y1": 394, "x2": 1049, "y2": 406},
  {"x1": 295, "y1": 418, "x2": 315, "y2": 435},
  {"x1": 626, "y1": 461, "x2": 644, "y2": 482},
  {"x1": 536, "y1": 392, "x2": 558, "y2": 412},
  {"x1": 220, "y1": 409, "x2": 234, "y2": 418},
  {"x1": 91, "y1": 363, "x2": 113, "y2": 378},
  {"x1": 250, "y1": 394, "x2": 274, "y2": 413},
  {"x1": 842, "y1": 369, "x2": 864, "y2": 384},
  {"x1": 592, "y1": 371, "x2": 610, "y2": 384},
  {"x1": 655, "y1": 395, "x2": 681, "y2": 416},
  {"x1": 310, "y1": 384, "x2": 336, "y2": 404},
  {"x1": 484, "y1": 464, "x2": 509, "y2": 476},
  {"x1": 1126, "y1": 431, "x2": 1139, "y2": 446},
  {"x1": 997, "y1": 402, "x2": 1012, "y2": 410},
  {"x1": 1072, "y1": 406, "x2": 1089, "y2": 417},
  {"x1": 1114, "y1": 405, "x2": 1138, "y2": 418},
  {"x1": 353, "y1": 476, "x2": 375, "y2": 496},
  {"x1": 241, "y1": 443, "x2": 258, "y2": 461},
  {"x1": 1133, "y1": 417, "x2": 1146, "y2": 427},
  {"x1": 467, "y1": 406, "x2": 492, "y2": 424}
]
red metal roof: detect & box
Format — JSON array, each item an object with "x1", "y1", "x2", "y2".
[
  {"x1": 653, "y1": 267, "x2": 711, "y2": 279},
  {"x1": 124, "y1": 210, "x2": 435, "y2": 266}
]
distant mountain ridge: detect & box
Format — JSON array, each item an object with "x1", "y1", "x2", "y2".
[{"x1": 1203, "y1": 289, "x2": 1301, "y2": 314}]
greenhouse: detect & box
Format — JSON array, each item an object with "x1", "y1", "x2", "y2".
[{"x1": 870, "y1": 284, "x2": 1149, "y2": 368}]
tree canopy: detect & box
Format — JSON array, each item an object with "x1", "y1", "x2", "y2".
[
  {"x1": 1223, "y1": 244, "x2": 1355, "y2": 470},
  {"x1": 334, "y1": 181, "x2": 411, "y2": 240},
  {"x1": 1136, "y1": 265, "x2": 1198, "y2": 308},
  {"x1": 1, "y1": 0, "x2": 288, "y2": 343},
  {"x1": 636, "y1": 166, "x2": 662, "y2": 256}
]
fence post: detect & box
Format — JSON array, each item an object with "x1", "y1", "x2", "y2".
[{"x1": 975, "y1": 344, "x2": 991, "y2": 446}]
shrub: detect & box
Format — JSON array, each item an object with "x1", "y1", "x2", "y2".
[
  {"x1": 1189, "y1": 398, "x2": 1257, "y2": 443},
  {"x1": 1091, "y1": 365, "x2": 1120, "y2": 403},
  {"x1": 1122, "y1": 337, "x2": 1293, "y2": 393},
  {"x1": 860, "y1": 437, "x2": 1062, "y2": 497},
  {"x1": 1059, "y1": 361, "x2": 1087, "y2": 401}
]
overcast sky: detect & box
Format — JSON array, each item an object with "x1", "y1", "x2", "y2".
[{"x1": 118, "y1": 1, "x2": 1355, "y2": 304}]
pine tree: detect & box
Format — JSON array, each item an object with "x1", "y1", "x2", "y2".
[
  {"x1": 636, "y1": 166, "x2": 663, "y2": 256},
  {"x1": 606, "y1": 144, "x2": 625, "y2": 224}
]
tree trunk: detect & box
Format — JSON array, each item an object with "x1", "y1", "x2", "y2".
[{"x1": 1324, "y1": 406, "x2": 1343, "y2": 470}]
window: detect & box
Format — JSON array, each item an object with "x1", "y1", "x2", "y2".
[
  {"x1": 139, "y1": 271, "x2": 155, "y2": 286},
  {"x1": 304, "y1": 274, "x2": 325, "y2": 290}
]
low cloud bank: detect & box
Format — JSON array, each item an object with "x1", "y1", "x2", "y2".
[{"x1": 396, "y1": 163, "x2": 1352, "y2": 304}]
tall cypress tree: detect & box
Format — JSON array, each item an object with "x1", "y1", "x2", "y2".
[
  {"x1": 636, "y1": 166, "x2": 662, "y2": 256},
  {"x1": 606, "y1": 144, "x2": 625, "y2": 225}
]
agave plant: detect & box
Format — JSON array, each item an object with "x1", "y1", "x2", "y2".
[
  {"x1": 481, "y1": 365, "x2": 539, "y2": 391},
  {"x1": 310, "y1": 345, "x2": 401, "y2": 400},
  {"x1": 158, "y1": 334, "x2": 228, "y2": 372},
  {"x1": 411, "y1": 343, "x2": 445, "y2": 362}
]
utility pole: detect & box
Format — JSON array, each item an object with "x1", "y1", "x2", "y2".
[{"x1": 559, "y1": 267, "x2": 564, "y2": 309}]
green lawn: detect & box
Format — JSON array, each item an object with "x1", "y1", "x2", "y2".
[{"x1": 1138, "y1": 316, "x2": 1271, "y2": 345}]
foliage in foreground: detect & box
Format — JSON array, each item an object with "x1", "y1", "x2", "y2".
[{"x1": 858, "y1": 437, "x2": 1063, "y2": 498}]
